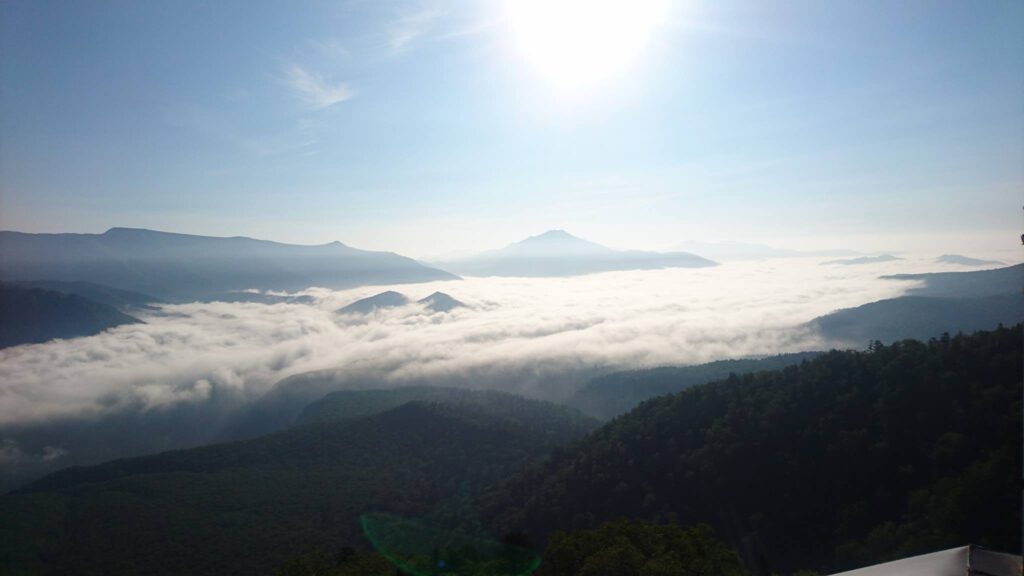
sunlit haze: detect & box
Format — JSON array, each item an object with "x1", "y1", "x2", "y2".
[{"x1": 1, "y1": 1, "x2": 1021, "y2": 257}]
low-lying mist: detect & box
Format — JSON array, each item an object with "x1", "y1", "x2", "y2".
[{"x1": 0, "y1": 256, "x2": 948, "y2": 487}]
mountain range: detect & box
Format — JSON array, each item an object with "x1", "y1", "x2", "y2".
[
  {"x1": 435, "y1": 230, "x2": 717, "y2": 277},
  {"x1": 935, "y1": 254, "x2": 1005, "y2": 266},
  {"x1": 809, "y1": 263, "x2": 1023, "y2": 345},
  {"x1": 822, "y1": 254, "x2": 903, "y2": 266},
  {"x1": 0, "y1": 228, "x2": 457, "y2": 301}
]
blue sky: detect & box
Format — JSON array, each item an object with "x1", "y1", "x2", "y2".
[{"x1": 1, "y1": 0, "x2": 1021, "y2": 257}]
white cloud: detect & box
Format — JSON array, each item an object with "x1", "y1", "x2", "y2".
[
  {"x1": 0, "y1": 257, "x2": 933, "y2": 428},
  {"x1": 283, "y1": 64, "x2": 354, "y2": 109},
  {"x1": 388, "y1": 5, "x2": 441, "y2": 52}
]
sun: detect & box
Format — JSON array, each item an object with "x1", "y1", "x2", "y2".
[{"x1": 504, "y1": 0, "x2": 669, "y2": 94}]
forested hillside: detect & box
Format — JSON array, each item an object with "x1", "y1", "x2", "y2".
[
  {"x1": 483, "y1": 325, "x2": 1022, "y2": 575},
  {"x1": 297, "y1": 386, "x2": 598, "y2": 442},
  {"x1": 568, "y1": 352, "x2": 822, "y2": 419},
  {"x1": 0, "y1": 399, "x2": 589, "y2": 576}
]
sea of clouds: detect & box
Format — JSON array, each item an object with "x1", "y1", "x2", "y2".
[
  {"x1": 0, "y1": 256, "x2": 954, "y2": 428},
  {"x1": 2, "y1": 254, "x2": 997, "y2": 487}
]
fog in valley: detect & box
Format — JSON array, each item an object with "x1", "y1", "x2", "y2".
[{"x1": 3, "y1": 253, "x2": 993, "y2": 489}]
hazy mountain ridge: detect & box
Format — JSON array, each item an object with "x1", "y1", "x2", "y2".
[
  {"x1": 881, "y1": 263, "x2": 1023, "y2": 298},
  {"x1": 810, "y1": 263, "x2": 1023, "y2": 345},
  {"x1": 810, "y1": 294, "x2": 1023, "y2": 345},
  {"x1": 437, "y1": 230, "x2": 717, "y2": 277},
  {"x1": 0, "y1": 283, "x2": 142, "y2": 349},
  {"x1": 935, "y1": 254, "x2": 1004, "y2": 266},
  {"x1": 0, "y1": 227, "x2": 458, "y2": 300},
  {"x1": 6, "y1": 280, "x2": 162, "y2": 311},
  {"x1": 822, "y1": 254, "x2": 903, "y2": 266}
]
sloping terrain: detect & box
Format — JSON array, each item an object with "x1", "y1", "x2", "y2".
[
  {"x1": 482, "y1": 326, "x2": 1022, "y2": 575},
  {"x1": 567, "y1": 352, "x2": 822, "y2": 419},
  {"x1": 0, "y1": 284, "x2": 141, "y2": 348},
  {"x1": 0, "y1": 398, "x2": 590, "y2": 576}
]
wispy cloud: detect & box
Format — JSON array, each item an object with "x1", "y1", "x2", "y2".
[
  {"x1": 388, "y1": 5, "x2": 441, "y2": 52},
  {"x1": 283, "y1": 64, "x2": 354, "y2": 109}
]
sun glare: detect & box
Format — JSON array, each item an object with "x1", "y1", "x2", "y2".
[{"x1": 504, "y1": 0, "x2": 669, "y2": 94}]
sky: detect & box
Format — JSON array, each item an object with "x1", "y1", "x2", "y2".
[{"x1": 1, "y1": 0, "x2": 1022, "y2": 258}]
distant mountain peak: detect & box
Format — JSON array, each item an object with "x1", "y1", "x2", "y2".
[
  {"x1": 935, "y1": 254, "x2": 1004, "y2": 267},
  {"x1": 418, "y1": 291, "x2": 465, "y2": 312},
  {"x1": 438, "y1": 230, "x2": 717, "y2": 277},
  {"x1": 532, "y1": 229, "x2": 574, "y2": 239},
  {"x1": 822, "y1": 254, "x2": 902, "y2": 266},
  {"x1": 519, "y1": 229, "x2": 589, "y2": 244},
  {"x1": 504, "y1": 230, "x2": 610, "y2": 257},
  {"x1": 104, "y1": 226, "x2": 153, "y2": 235},
  {"x1": 337, "y1": 291, "x2": 410, "y2": 315}
]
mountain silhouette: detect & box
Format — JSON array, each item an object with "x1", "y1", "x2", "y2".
[
  {"x1": 337, "y1": 290, "x2": 410, "y2": 314},
  {"x1": 0, "y1": 228, "x2": 458, "y2": 301},
  {"x1": 0, "y1": 283, "x2": 142, "y2": 348},
  {"x1": 822, "y1": 254, "x2": 902, "y2": 265},
  {"x1": 809, "y1": 264, "x2": 1024, "y2": 344},
  {"x1": 437, "y1": 230, "x2": 716, "y2": 277},
  {"x1": 7, "y1": 280, "x2": 161, "y2": 311},
  {"x1": 418, "y1": 291, "x2": 465, "y2": 312},
  {"x1": 935, "y1": 254, "x2": 1005, "y2": 266}
]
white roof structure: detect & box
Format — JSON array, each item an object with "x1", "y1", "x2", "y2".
[{"x1": 830, "y1": 546, "x2": 1021, "y2": 576}]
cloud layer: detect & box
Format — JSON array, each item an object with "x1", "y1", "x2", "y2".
[{"x1": 0, "y1": 258, "x2": 936, "y2": 429}]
